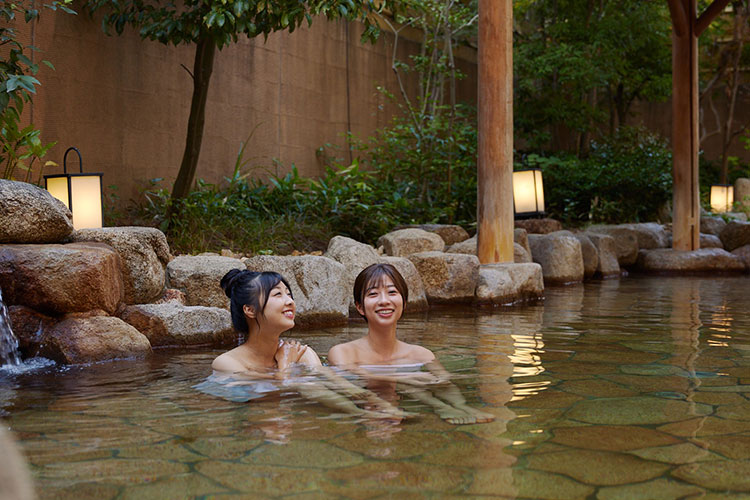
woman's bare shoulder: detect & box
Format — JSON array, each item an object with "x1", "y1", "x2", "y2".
[
  {"x1": 327, "y1": 339, "x2": 365, "y2": 366},
  {"x1": 399, "y1": 342, "x2": 435, "y2": 363},
  {"x1": 211, "y1": 350, "x2": 246, "y2": 373}
]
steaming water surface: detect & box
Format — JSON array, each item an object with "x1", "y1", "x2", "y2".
[{"x1": 2, "y1": 275, "x2": 750, "y2": 499}]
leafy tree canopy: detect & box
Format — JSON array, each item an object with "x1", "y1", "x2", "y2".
[{"x1": 86, "y1": 0, "x2": 383, "y2": 48}]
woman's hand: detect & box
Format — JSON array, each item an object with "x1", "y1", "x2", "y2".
[{"x1": 275, "y1": 340, "x2": 308, "y2": 373}]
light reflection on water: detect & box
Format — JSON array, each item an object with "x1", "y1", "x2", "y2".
[{"x1": 0, "y1": 275, "x2": 749, "y2": 498}]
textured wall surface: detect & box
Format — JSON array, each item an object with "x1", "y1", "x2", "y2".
[{"x1": 14, "y1": 13, "x2": 477, "y2": 204}]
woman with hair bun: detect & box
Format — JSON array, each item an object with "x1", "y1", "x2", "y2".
[{"x1": 211, "y1": 268, "x2": 406, "y2": 418}]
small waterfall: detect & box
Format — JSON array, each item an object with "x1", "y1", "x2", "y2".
[{"x1": 0, "y1": 288, "x2": 21, "y2": 367}]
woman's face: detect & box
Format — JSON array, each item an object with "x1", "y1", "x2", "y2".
[
  {"x1": 257, "y1": 282, "x2": 296, "y2": 331},
  {"x1": 357, "y1": 276, "x2": 404, "y2": 327}
]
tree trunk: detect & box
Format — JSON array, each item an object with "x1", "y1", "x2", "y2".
[{"x1": 171, "y1": 36, "x2": 217, "y2": 200}]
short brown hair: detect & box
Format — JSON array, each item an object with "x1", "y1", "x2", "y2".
[{"x1": 353, "y1": 263, "x2": 409, "y2": 319}]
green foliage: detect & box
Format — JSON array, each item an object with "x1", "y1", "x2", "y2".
[
  {"x1": 527, "y1": 127, "x2": 673, "y2": 224},
  {"x1": 1, "y1": 100, "x2": 57, "y2": 181},
  {"x1": 131, "y1": 107, "x2": 477, "y2": 254},
  {"x1": 86, "y1": 0, "x2": 382, "y2": 48},
  {"x1": 1, "y1": 0, "x2": 75, "y2": 115},
  {"x1": 1, "y1": 0, "x2": 72, "y2": 182},
  {"x1": 514, "y1": 0, "x2": 672, "y2": 150}
]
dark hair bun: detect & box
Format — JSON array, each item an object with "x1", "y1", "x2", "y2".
[{"x1": 220, "y1": 269, "x2": 245, "y2": 298}]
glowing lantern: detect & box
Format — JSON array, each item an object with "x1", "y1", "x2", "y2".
[
  {"x1": 513, "y1": 169, "x2": 545, "y2": 218},
  {"x1": 710, "y1": 184, "x2": 734, "y2": 213},
  {"x1": 44, "y1": 147, "x2": 103, "y2": 229}
]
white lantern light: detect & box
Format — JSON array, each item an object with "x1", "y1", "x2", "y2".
[
  {"x1": 513, "y1": 169, "x2": 545, "y2": 218},
  {"x1": 710, "y1": 184, "x2": 734, "y2": 213},
  {"x1": 44, "y1": 147, "x2": 103, "y2": 230}
]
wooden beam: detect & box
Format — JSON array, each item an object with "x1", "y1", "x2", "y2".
[
  {"x1": 696, "y1": 0, "x2": 731, "y2": 36},
  {"x1": 671, "y1": 0, "x2": 700, "y2": 251},
  {"x1": 667, "y1": 0, "x2": 690, "y2": 37},
  {"x1": 477, "y1": 0, "x2": 514, "y2": 264}
]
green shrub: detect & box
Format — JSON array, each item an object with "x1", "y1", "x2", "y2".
[{"x1": 524, "y1": 127, "x2": 673, "y2": 224}]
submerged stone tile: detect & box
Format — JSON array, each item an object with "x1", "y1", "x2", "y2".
[
  {"x1": 566, "y1": 397, "x2": 711, "y2": 425},
  {"x1": 37, "y1": 458, "x2": 188, "y2": 485},
  {"x1": 692, "y1": 391, "x2": 748, "y2": 406},
  {"x1": 186, "y1": 436, "x2": 264, "y2": 460},
  {"x1": 421, "y1": 439, "x2": 516, "y2": 468},
  {"x1": 242, "y1": 440, "x2": 364, "y2": 468},
  {"x1": 700, "y1": 434, "x2": 750, "y2": 460},
  {"x1": 196, "y1": 461, "x2": 323, "y2": 496},
  {"x1": 35, "y1": 481, "x2": 120, "y2": 500},
  {"x1": 628, "y1": 442, "x2": 718, "y2": 464},
  {"x1": 619, "y1": 364, "x2": 688, "y2": 377},
  {"x1": 601, "y1": 374, "x2": 690, "y2": 394},
  {"x1": 573, "y1": 350, "x2": 662, "y2": 365},
  {"x1": 715, "y1": 401, "x2": 750, "y2": 421},
  {"x1": 658, "y1": 417, "x2": 750, "y2": 437},
  {"x1": 20, "y1": 438, "x2": 113, "y2": 466},
  {"x1": 559, "y1": 379, "x2": 638, "y2": 398},
  {"x1": 325, "y1": 462, "x2": 465, "y2": 493},
  {"x1": 119, "y1": 473, "x2": 231, "y2": 500},
  {"x1": 116, "y1": 441, "x2": 205, "y2": 461},
  {"x1": 596, "y1": 478, "x2": 705, "y2": 500},
  {"x1": 527, "y1": 449, "x2": 669, "y2": 486},
  {"x1": 550, "y1": 425, "x2": 679, "y2": 451},
  {"x1": 673, "y1": 461, "x2": 750, "y2": 491},
  {"x1": 511, "y1": 390, "x2": 584, "y2": 409},
  {"x1": 329, "y1": 429, "x2": 452, "y2": 460},
  {"x1": 469, "y1": 468, "x2": 593, "y2": 498}
]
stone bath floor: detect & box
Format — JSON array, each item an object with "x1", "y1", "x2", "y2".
[{"x1": 2, "y1": 275, "x2": 750, "y2": 499}]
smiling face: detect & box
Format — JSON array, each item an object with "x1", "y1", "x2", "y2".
[
  {"x1": 356, "y1": 276, "x2": 404, "y2": 327},
  {"x1": 245, "y1": 282, "x2": 295, "y2": 332}
]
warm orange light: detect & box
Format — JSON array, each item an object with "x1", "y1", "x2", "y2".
[
  {"x1": 44, "y1": 147, "x2": 103, "y2": 230},
  {"x1": 513, "y1": 169, "x2": 545, "y2": 217},
  {"x1": 710, "y1": 185, "x2": 734, "y2": 213}
]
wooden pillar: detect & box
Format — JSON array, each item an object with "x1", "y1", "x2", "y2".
[
  {"x1": 670, "y1": 0, "x2": 700, "y2": 251},
  {"x1": 477, "y1": 0, "x2": 514, "y2": 263}
]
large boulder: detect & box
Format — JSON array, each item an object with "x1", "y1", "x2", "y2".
[
  {"x1": 0, "y1": 243, "x2": 123, "y2": 315},
  {"x1": 72, "y1": 226, "x2": 171, "y2": 304},
  {"x1": 396, "y1": 224, "x2": 470, "y2": 245},
  {"x1": 8, "y1": 305, "x2": 55, "y2": 357},
  {"x1": 380, "y1": 256, "x2": 429, "y2": 312},
  {"x1": 514, "y1": 242, "x2": 532, "y2": 263},
  {"x1": 406, "y1": 252, "x2": 479, "y2": 303},
  {"x1": 624, "y1": 223, "x2": 669, "y2": 249},
  {"x1": 244, "y1": 255, "x2": 349, "y2": 327},
  {"x1": 0, "y1": 179, "x2": 73, "y2": 244},
  {"x1": 515, "y1": 228, "x2": 531, "y2": 255},
  {"x1": 700, "y1": 233, "x2": 723, "y2": 249},
  {"x1": 572, "y1": 233, "x2": 599, "y2": 279},
  {"x1": 377, "y1": 228, "x2": 445, "y2": 257},
  {"x1": 120, "y1": 302, "x2": 235, "y2": 347},
  {"x1": 166, "y1": 255, "x2": 245, "y2": 309},
  {"x1": 446, "y1": 231, "x2": 532, "y2": 263},
  {"x1": 585, "y1": 233, "x2": 620, "y2": 277},
  {"x1": 324, "y1": 236, "x2": 429, "y2": 313},
  {"x1": 39, "y1": 315, "x2": 152, "y2": 364},
  {"x1": 700, "y1": 216, "x2": 726, "y2": 236},
  {"x1": 514, "y1": 218, "x2": 562, "y2": 234},
  {"x1": 528, "y1": 231, "x2": 584, "y2": 284},
  {"x1": 731, "y1": 244, "x2": 750, "y2": 269},
  {"x1": 587, "y1": 225, "x2": 639, "y2": 266},
  {"x1": 475, "y1": 263, "x2": 544, "y2": 305},
  {"x1": 0, "y1": 427, "x2": 35, "y2": 500},
  {"x1": 736, "y1": 178, "x2": 750, "y2": 210},
  {"x1": 636, "y1": 248, "x2": 746, "y2": 273},
  {"x1": 719, "y1": 221, "x2": 750, "y2": 252}
]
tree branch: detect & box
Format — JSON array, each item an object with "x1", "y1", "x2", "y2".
[{"x1": 696, "y1": 0, "x2": 731, "y2": 37}]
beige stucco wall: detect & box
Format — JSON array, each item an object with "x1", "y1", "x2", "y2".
[{"x1": 16, "y1": 11, "x2": 477, "y2": 204}]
